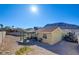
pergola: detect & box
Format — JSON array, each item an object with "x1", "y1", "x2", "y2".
[
  {"x1": 17, "y1": 28, "x2": 37, "y2": 43},
  {"x1": 16, "y1": 29, "x2": 27, "y2": 42}
]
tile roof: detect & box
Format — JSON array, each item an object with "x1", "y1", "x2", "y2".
[{"x1": 37, "y1": 27, "x2": 58, "y2": 32}]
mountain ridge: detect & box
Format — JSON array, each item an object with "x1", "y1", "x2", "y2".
[{"x1": 44, "y1": 22, "x2": 79, "y2": 29}]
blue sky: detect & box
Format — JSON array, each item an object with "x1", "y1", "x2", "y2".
[{"x1": 0, "y1": 4, "x2": 79, "y2": 28}]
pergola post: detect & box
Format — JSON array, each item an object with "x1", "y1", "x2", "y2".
[{"x1": 20, "y1": 31, "x2": 26, "y2": 42}]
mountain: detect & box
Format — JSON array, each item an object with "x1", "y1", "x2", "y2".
[{"x1": 44, "y1": 22, "x2": 79, "y2": 29}]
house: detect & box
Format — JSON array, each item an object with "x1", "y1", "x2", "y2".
[
  {"x1": 43, "y1": 22, "x2": 79, "y2": 44},
  {"x1": 0, "y1": 31, "x2": 6, "y2": 45},
  {"x1": 36, "y1": 27, "x2": 64, "y2": 45}
]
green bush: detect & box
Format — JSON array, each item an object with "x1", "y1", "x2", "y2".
[
  {"x1": 63, "y1": 32, "x2": 78, "y2": 43},
  {"x1": 15, "y1": 47, "x2": 32, "y2": 55}
]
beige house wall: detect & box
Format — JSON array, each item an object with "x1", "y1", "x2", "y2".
[
  {"x1": 37, "y1": 27, "x2": 64, "y2": 45},
  {"x1": 42, "y1": 32, "x2": 53, "y2": 44},
  {"x1": 50, "y1": 28, "x2": 64, "y2": 45}
]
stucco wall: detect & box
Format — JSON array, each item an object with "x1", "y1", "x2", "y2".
[
  {"x1": 42, "y1": 28, "x2": 64, "y2": 45},
  {"x1": 37, "y1": 28, "x2": 64, "y2": 45},
  {"x1": 50, "y1": 28, "x2": 63, "y2": 45},
  {"x1": 42, "y1": 32, "x2": 53, "y2": 44},
  {"x1": 0, "y1": 31, "x2": 6, "y2": 44}
]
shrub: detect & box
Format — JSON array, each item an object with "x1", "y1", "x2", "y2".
[
  {"x1": 63, "y1": 32, "x2": 78, "y2": 43},
  {"x1": 15, "y1": 47, "x2": 32, "y2": 55}
]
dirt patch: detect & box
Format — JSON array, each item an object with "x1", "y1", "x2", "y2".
[{"x1": 0, "y1": 35, "x2": 23, "y2": 55}]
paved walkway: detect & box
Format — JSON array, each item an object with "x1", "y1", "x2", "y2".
[
  {"x1": 27, "y1": 45, "x2": 57, "y2": 55},
  {"x1": 45, "y1": 41, "x2": 79, "y2": 55},
  {"x1": 36, "y1": 41, "x2": 79, "y2": 55}
]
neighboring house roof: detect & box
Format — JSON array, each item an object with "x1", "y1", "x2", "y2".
[
  {"x1": 37, "y1": 27, "x2": 60, "y2": 32},
  {"x1": 62, "y1": 28, "x2": 79, "y2": 33},
  {"x1": 15, "y1": 28, "x2": 27, "y2": 33},
  {"x1": 26, "y1": 28, "x2": 35, "y2": 33}
]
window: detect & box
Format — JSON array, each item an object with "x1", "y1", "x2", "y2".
[{"x1": 43, "y1": 34, "x2": 47, "y2": 39}]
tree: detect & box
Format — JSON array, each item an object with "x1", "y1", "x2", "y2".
[
  {"x1": 34, "y1": 27, "x2": 38, "y2": 39},
  {"x1": 12, "y1": 26, "x2": 14, "y2": 28},
  {"x1": 63, "y1": 32, "x2": 78, "y2": 43},
  {"x1": 12, "y1": 26, "x2": 14, "y2": 30},
  {"x1": 34, "y1": 27, "x2": 38, "y2": 30}
]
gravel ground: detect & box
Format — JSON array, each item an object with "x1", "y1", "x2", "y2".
[
  {"x1": 0, "y1": 35, "x2": 57, "y2": 55},
  {"x1": 0, "y1": 35, "x2": 23, "y2": 55}
]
